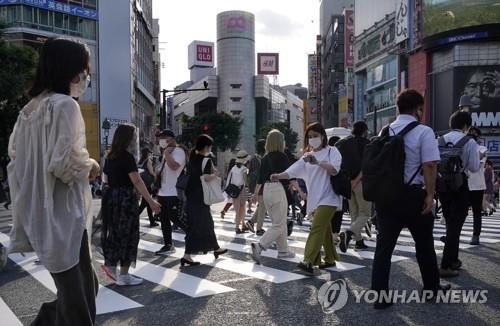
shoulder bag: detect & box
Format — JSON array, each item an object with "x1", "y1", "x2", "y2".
[
  {"x1": 200, "y1": 157, "x2": 225, "y2": 205},
  {"x1": 328, "y1": 147, "x2": 352, "y2": 199},
  {"x1": 224, "y1": 172, "x2": 243, "y2": 198}
]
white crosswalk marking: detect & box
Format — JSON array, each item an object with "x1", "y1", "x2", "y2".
[
  {"x1": 0, "y1": 296, "x2": 22, "y2": 326},
  {"x1": 0, "y1": 233, "x2": 143, "y2": 315}
]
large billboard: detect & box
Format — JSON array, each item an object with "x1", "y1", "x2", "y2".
[
  {"x1": 454, "y1": 66, "x2": 500, "y2": 128},
  {"x1": 423, "y1": 0, "x2": 500, "y2": 38},
  {"x1": 257, "y1": 53, "x2": 279, "y2": 75},
  {"x1": 188, "y1": 41, "x2": 214, "y2": 69}
]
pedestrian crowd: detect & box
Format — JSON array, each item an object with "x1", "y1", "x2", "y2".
[{"x1": 1, "y1": 38, "x2": 499, "y2": 325}]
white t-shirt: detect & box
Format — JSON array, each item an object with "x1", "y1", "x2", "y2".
[
  {"x1": 227, "y1": 165, "x2": 247, "y2": 187},
  {"x1": 285, "y1": 146, "x2": 342, "y2": 215},
  {"x1": 467, "y1": 157, "x2": 486, "y2": 191},
  {"x1": 158, "y1": 147, "x2": 186, "y2": 197}
]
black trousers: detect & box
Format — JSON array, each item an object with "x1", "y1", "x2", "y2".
[
  {"x1": 157, "y1": 196, "x2": 182, "y2": 247},
  {"x1": 469, "y1": 190, "x2": 484, "y2": 236},
  {"x1": 372, "y1": 186, "x2": 440, "y2": 292},
  {"x1": 139, "y1": 196, "x2": 155, "y2": 225},
  {"x1": 31, "y1": 230, "x2": 99, "y2": 326},
  {"x1": 439, "y1": 187, "x2": 469, "y2": 268}
]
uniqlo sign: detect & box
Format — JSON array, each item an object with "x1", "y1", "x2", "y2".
[{"x1": 197, "y1": 45, "x2": 212, "y2": 62}]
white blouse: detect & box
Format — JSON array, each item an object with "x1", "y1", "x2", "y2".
[
  {"x1": 7, "y1": 92, "x2": 93, "y2": 273},
  {"x1": 285, "y1": 146, "x2": 342, "y2": 215}
]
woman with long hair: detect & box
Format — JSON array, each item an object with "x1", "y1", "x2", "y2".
[
  {"x1": 101, "y1": 124, "x2": 161, "y2": 285},
  {"x1": 251, "y1": 130, "x2": 295, "y2": 264},
  {"x1": 138, "y1": 147, "x2": 158, "y2": 227},
  {"x1": 8, "y1": 38, "x2": 99, "y2": 324},
  {"x1": 181, "y1": 134, "x2": 227, "y2": 266},
  {"x1": 271, "y1": 123, "x2": 342, "y2": 273}
]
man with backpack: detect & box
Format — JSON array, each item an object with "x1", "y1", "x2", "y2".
[
  {"x1": 336, "y1": 121, "x2": 371, "y2": 251},
  {"x1": 365, "y1": 89, "x2": 447, "y2": 309},
  {"x1": 437, "y1": 111, "x2": 481, "y2": 277},
  {"x1": 155, "y1": 129, "x2": 187, "y2": 256}
]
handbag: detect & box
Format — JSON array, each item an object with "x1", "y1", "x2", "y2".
[
  {"x1": 151, "y1": 161, "x2": 165, "y2": 194},
  {"x1": 224, "y1": 173, "x2": 243, "y2": 198},
  {"x1": 139, "y1": 160, "x2": 155, "y2": 188},
  {"x1": 200, "y1": 157, "x2": 225, "y2": 205},
  {"x1": 328, "y1": 148, "x2": 352, "y2": 199}
]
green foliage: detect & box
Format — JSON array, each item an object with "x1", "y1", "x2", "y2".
[
  {"x1": 177, "y1": 112, "x2": 242, "y2": 151},
  {"x1": 257, "y1": 122, "x2": 299, "y2": 153},
  {"x1": 0, "y1": 25, "x2": 38, "y2": 157}
]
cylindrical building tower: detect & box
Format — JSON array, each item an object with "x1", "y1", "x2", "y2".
[{"x1": 217, "y1": 11, "x2": 256, "y2": 154}]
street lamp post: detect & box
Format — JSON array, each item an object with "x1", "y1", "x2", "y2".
[{"x1": 102, "y1": 118, "x2": 111, "y2": 154}]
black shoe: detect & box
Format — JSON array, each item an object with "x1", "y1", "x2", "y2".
[
  {"x1": 319, "y1": 262, "x2": 336, "y2": 269},
  {"x1": 297, "y1": 261, "x2": 314, "y2": 274},
  {"x1": 149, "y1": 222, "x2": 159, "y2": 228},
  {"x1": 450, "y1": 259, "x2": 462, "y2": 270},
  {"x1": 235, "y1": 228, "x2": 247, "y2": 234},
  {"x1": 440, "y1": 236, "x2": 447, "y2": 244},
  {"x1": 180, "y1": 257, "x2": 200, "y2": 267},
  {"x1": 287, "y1": 220, "x2": 294, "y2": 237},
  {"x1": 439, "y1": 267, "x2": 459, "y2": 278},
  {"x1": 423, "y1": 284, "x2": 452, "y2": 302},
  {"x1": 339, "y1": 231, "x2": 353, "y2": 253},
  {"x1": 3, "y1": 203, "x2": 9, "y2": 210},
  {"x1": 220, "y1": 211, "x2": 225, "y2": 219},
  {"x1": 355, "y1": 240, "x2": 369, "y2": 250},
  {"x1": 256, "y1": 229, "x2": 265, "y2": 236},
  {"x1": 214, "y1": 248, "x2": 228, "y2": 259},
  {"x1": 245, "y1": 221, "x2": 255, "y2": 233},
  {"x1": 155, "y1": 245, "x2": 176, "y2": 256}
]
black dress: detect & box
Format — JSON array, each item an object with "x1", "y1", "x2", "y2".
[
  {"x1": 184, "y1": 154, "x2": 220, "y2": 254},
  {"x1": 101, "y1": 150, "x2": 140, "y2": 267}
]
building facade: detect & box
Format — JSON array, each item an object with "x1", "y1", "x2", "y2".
[
  {"x1": 0, "y1": 0, "x2": 99, "y2": 159},
  {"x1": 99, "y1": 0, "x2": 159, "y2": 153}
]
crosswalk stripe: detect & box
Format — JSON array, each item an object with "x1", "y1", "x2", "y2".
[
  {"x1": 394, "y1": 235, "x2": 472, "y2": 250},
  {"x1": 105, "y1": 260, "x2": 235, "y2": 298},
  {"x1": 138, "y1": 225, "x2": 366, "y2": 271},
  {"x1": 0, "y1": 296, "x2": 22, "y2": 326},
  {"x1": 399, "y1": 230, "x2": 500, "y2": 244},
  {"x1": 137, "y1": 239, "x2": 308, "y2": 283},
  {"x1": 0, "y1": 233, "x2": 143, "y2": 315},
  {"x1": 139, "y1": 221, "x2": 405, "y2": 265}
]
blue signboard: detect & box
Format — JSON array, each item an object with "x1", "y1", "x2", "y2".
[
  {"x1": 0, "y1": 0, "x2": 98, "y2": 20},
  {"x1": 437, "y1": 32, "x2": 488, "y2": 46},
  {"x1": 356, "y1": 76, "x2": 365, "y2": 121}
]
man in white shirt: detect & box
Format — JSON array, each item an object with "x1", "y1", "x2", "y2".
[
  {"x1": 438, "y1": 111, "x2": 481, "y2": 277},
  {"x1": 371, "y1": 89, "x2": 447, "y2": 309},
  {"x1": 155, "y1": 129, "x2": 186, "y2": 256}
]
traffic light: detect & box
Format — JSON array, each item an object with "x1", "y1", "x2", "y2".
[{"x1": 201, "y1": 124, "x2": 209, "y2": 133}]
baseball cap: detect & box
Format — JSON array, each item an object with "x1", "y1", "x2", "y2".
[{"x1": 158, "y1": 129, "x2": 175, "y2": 138}]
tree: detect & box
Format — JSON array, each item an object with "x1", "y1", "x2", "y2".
[
  {"x1": 0, "y1": 23, "x2": 38, "y2": 157},
  {"x1": 177, "y1": 112, "x2": 242, "y2": 151},
  {"x1": 257, "y1": 122, "x2": 299, "y2": 153}
]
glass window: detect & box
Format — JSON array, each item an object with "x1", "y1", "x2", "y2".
[
  {"x1": 23, "y1": 6, "x2": 33, "y2": 23},
  {"x1": 39, "y1": 9, "x2": 49, "y2": 26},
  {"x1": 54, "y1": 12, "x2": 63, "y2": 28},
  {"x1": 69, "y1": 15, "x2": 78, "y2": 31}
]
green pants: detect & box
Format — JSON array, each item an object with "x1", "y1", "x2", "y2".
[{"x1": 304, "y1": 205, "x2": 338, "y2": 266}]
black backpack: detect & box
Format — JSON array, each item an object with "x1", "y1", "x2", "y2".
[
  {"x1": 437, "y1": 135, "x2": 470, "y2": 193},
  {"x1": 362, "y1": 121, "x2": 420, "y2": 206}
]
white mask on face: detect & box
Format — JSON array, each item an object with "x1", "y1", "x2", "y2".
[
  {"x1": 159, "y1": 139, "x2": 168, "y2": 148},
  {"x1": 70, "y1": 72, "x2": 90, "y2": 98},
  {"x1": 309, "y1": 137, "x2": 322, "y2": 149}
]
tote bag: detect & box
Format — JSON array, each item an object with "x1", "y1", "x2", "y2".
[{"x1": 200, "y1": 157, "x2": 225, "y2": 205}]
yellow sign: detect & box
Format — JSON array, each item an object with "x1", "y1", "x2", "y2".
[{"x1": 80, "y1": 102, "x2": 99, "y2": 160}]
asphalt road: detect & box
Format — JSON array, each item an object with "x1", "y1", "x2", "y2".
[{"x1": 1, "y1": 200, "x2": 499, "y2": 326}]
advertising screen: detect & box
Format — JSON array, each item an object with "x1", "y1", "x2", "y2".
[
  {"x1": 423, "y1": 0, "x2": 500, "y2": 37},
  {"x1": 257, "y1": 53, "x2": 279, "y2": 75}
]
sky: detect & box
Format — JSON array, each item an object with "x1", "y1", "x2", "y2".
[{"x1": 152, "y1": 0, "x2": 320, "y2": 90}]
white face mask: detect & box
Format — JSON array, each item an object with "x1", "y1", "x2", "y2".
[
  {"x1": 309, "y1": 137, "x2": 322, "y2": 149},
  {"x1": 70, "y1": 72, "x2": 90, "y2": 98},
  {"x1": 159, "y1": 139, "x2": 168, "y2": 148}
]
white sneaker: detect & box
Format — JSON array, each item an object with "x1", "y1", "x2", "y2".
[
  {"x1": 251, "y1": 243, "x2": 262, "y2": 265},
  {"x1": 116, "y1": 274, "x2": 143, "y2": 286},
  {"x1": 0, "y1": 246, "x2": 7, "y2": 271},
  {"x1": 277, "y1": 251, "x2": 295, "y2": 259}
]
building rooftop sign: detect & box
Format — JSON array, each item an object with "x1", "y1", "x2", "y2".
[{"x1": 0, "y1": 0, "x2": 98, "y2": 20}]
